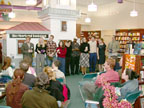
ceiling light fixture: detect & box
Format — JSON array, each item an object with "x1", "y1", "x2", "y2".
[
  {"x1": 26, "y1": 0, "x2": 37, "y2": 5},
  {"x1": 88, "y1": 0, "x2": 97, "y2": 12},
  {"x1": 85, "y1": 17, "x2": 91, "y2": 23},
  {"x1": 130, "y1": 0, "x2": 138, "y2": 17}
]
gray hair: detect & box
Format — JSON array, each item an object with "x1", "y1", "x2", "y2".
[{"x1": 35, "y1": 72, "x2": 50, "y2": 89}]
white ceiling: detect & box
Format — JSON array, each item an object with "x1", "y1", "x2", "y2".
[{"x1": 1, "y1": 0, "x2": 144, "y2": 29}]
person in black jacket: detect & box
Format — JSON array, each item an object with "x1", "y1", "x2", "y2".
[
  {"x1": 65, "y1": 40, "x2": 72, "y2": 76},
  {"x1": 80, "y1": 37, "x2": 90, "y2": 75},
  {"x1": 35, "y1": 37, "x2": 47, "y2": 74}
]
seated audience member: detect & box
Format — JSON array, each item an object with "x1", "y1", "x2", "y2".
[
  {"x1": 52, "y1": 60, "x2": 66, "y2": 83},
  {"x1": 6, "y1": 69, "x2": 29, "y2": 108},
  {"x1": 44, "y1": 66, "x2": 70, "y2": 108},
  {"x1": 0, "y1": 56, "x2": 13, "y2": 78},
  {"x1": 117, "y1": 68, "x2": 139, "y2": 101},
  {"x1": 83, "y1": 58, "x2": 119, "y2": 100},
  {"x1": 43, "y1": 66, "x2": 64, "y2": 101},
  {"x1": 19, "y1": 60, "x2": 35, "y2": 87},
  {"x1": 22, "y1": 72, "x2": 58, "y2": 108},
  {"x1": 23, "y1": 57, "x2": 36, "y2": 77}
]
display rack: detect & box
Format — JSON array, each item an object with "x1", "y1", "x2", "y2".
[
  {"x1": 115, "y1": 29, "x2": 144, "y2": 53},
  {"x1": 122, "y1": 54, "x2": 144, "y2": 108},
  {"x1": 81, "y1": 31, "x2": 101, "y2": 40}
]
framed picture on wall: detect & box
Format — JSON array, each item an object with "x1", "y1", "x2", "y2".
[
  {"x1": 61, "y1": 21, "x2": 67, "y2": 32},
  {"x1": 17, "y1": 40, "x2": 25, "y2": 54}
]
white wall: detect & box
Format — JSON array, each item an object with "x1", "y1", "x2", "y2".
[{"x1": 42, "y1": 18, "x2": 76, "y2": 43}]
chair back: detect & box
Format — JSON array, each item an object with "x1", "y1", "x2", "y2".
[
  {"x1": 126, "y1": 90, "x2": 142, "y2": 104},
  {"x1": 56, "y1": 78, "x2": 64, "y2": 83}
]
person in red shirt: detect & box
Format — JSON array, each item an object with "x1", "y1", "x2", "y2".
[
  {"x1": 83, "y1": 58, "x2": 120, "y2": 100},
  {"x1": 56, "y1": 40, "x2": 67, "y2": 74}
]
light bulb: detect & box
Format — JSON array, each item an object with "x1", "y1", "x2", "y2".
[
  {"x1": 8, "y1": 11, "x2": 16, "y2": 18},
  {"x1": 26, "y1": 0, "x2": 37, "y2": 5},
  {"x1": 130, "y1": 10, "x2": 138, "y2": 17},
  {"x1": 85, "y1": 17, "x2": 91, "y2": 23},
  {"x1": 88, "y1": 3, "x2": 97, "y2": 12}
]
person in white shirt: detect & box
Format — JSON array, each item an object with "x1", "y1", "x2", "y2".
[
  {"x1": 52, "y1": 60, "x2": 66, "y2": 83},
  {"x1": 0, "y1": 56, "x2": 13, "y2": 78},
  {"x1": 88, "y1": 36, "x2": 99, "y2": 73}
]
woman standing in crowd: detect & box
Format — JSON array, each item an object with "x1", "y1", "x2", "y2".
[
  {"x1": 22, "y1": 72, "x2": 58, "y2": 108},
  {"x1": 80, "y1": 37, "x2": 90, "y2": 75},
  {"x1": 6, "y1": 69, "x2": 29, "y2": 108},
  {"x1": 98, "y1": 38, "x2": 106, "y2": 71},
  {"x1": 65, "y1": 40, "x2": 72, "y2": 76},
  {"x1": 56, "y1": 40, "x2": 67, "y2": 74},
  {"x1": 35, "y1": 37, "x2": 47, "y2": 74},
  {"x1": 0, "y1": 56, "x2": 13, "y2": 78}
]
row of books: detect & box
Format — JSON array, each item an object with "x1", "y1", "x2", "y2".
[
  {"x1": 115, "y1": 37, "x2": 140, "y2": 41},
  {"x1": 116, "y1": 32, "x2": 140, "y2": 36}
]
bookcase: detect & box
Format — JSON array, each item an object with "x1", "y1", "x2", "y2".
[
  {"x1": 81, "y1": 31, "x2": 101, "y2": 40},
  {"x1": 115, "y1": 29, "x2": 144, "y2": 53},
  {"x1": 122, "y1": 54, "x2": 144, "y2": 108}
]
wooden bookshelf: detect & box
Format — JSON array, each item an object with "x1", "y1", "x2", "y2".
[
  {"x1": 81, "y1": 31, "x2": 101, "y2": 40},
  {"x1": 115, "y1": 29, "x2": 144, "y2": 53}
]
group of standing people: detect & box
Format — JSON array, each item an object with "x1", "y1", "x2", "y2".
[{"x1": 21, "y1": 35, "x2": 106, "y2": 75}]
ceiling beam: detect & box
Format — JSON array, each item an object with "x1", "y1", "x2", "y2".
[{"x1": 0, "y1": 4, "x2": 42, "y2": 10}]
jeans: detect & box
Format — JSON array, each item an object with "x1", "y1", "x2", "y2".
[
  {"x1": 57, "y1": 57, "x2": 65, "y2": 74},
  {"x1": 89, "y1": 53, "x2": 97, "y2": 72},
  {"x1": 46, "y1": 55, "x2": 57, "y2": 66}
]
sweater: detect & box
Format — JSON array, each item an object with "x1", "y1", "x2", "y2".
[
  {"x1": 56, "y1": 47, "x2": 67, "y2": 58},
  {"x1": 22, "y1": 87, "x2": 58, "y2": 108},
  {"x1": 80, "y1": 42, "x2": 90, "y2": 53}
]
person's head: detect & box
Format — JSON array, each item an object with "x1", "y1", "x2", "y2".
[
  {"x1": 82, "y1": 37, "x2": 87, "y2": 43},
  {"x1": 73, "y1": 38, "x2": 77, "y2": 43},
  {"x1": 49, "y1": 35, "x2": 54, "y2": 41},
  {"x1": 98, "y1": 38, "x2": 104, "y2": 44},
  {"x1": 58, "y1": 40, "x2": 65, "y2": 48},
  {"x1": 35, "y1": 72, "x2": 50, "y2": 89},
  {"x1": 26, "y1": 36, "x2": 31, "y2": 43},
  {"x1": 43, "y1": 66, "x2": 56, "y2": 81},
  {"x1": 23, "y1": 56, "x2": 32, "y2": 66},
  {"x1": 104, "y1": 58, "x2": 115, "y2": 71},
  {"x1": 8, "y1": 69, "x2": 25, "y2": 103},
  {"x1": 39, "y1": 37, "x2": 44, "y2": 44},
  {"x1": 91, "y1": 36, "x2": 95, "y2": 42},
  {"x1": 52, "y1": 60, "x2": 61, "y2": 69},
  {"x1": 122, "y1": 68, "x2": 139, "y2": 81},
  {"x1": 19, "y1": 60, "x2": 30, "y2": 73},
  {"x1": 2, "y1": 56, "x2": 11, "y2": 70}
]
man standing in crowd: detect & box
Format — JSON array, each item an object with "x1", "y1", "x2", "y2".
[
  {"x1": 46, "y1": 35, "x2": 57, "y2": 66},
  {"x1": 21, "y1": 36, "x2": 34, "y2": 61},
  {"x1": 107, "y1": 36, "x2": 120, "y2": 57},
  {"x1": 71, "y1": 38, "x2": 80, "y2": 75},
  {"x1": 88, "y1": 36, "x2": 99, "y2": 73}
]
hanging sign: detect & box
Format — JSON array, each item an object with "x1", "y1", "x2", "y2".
[{"x1": 10, "y1": 34, "x2": 49, "y2": 38}]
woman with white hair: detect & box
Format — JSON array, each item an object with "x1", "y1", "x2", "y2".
[{"x1": 35, "y1": 37, "x2": 47, "y2": 74}]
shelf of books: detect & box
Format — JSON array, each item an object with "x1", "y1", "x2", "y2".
[
  {"x1": 81, "y1": 31, "x2": 101, "y2": 40},
  {"x1": 122, "y1": 54, "x2": 144, "y2": 108},
  {"x1": 115, "y1": 29, "x2": 144, "y2": 53}
]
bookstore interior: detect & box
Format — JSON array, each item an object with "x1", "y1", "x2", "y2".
[{"x1": 1, "y1": 0, "x2": 144, "y2": 108}]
